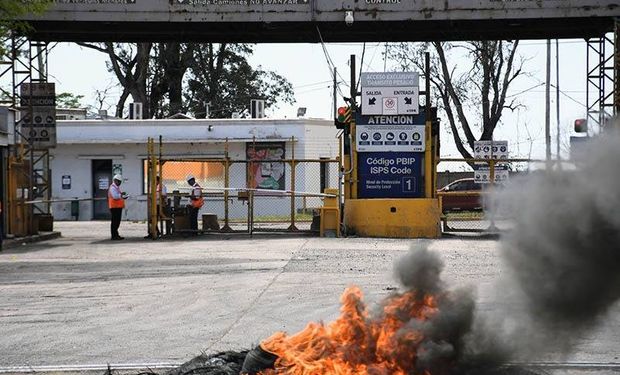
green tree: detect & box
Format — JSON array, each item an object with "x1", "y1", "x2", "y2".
[
  {"x1": 56, "y1": 92, "x2": 85, "y2": 109},
  {"x1": 186, "y1": 44, "x2": 294, "y2": 118},
  {"x1": 0, "y1": 1, "x2": 50, "y2": 54},
  {"x1": 77, "y1": 42, "x2": 152, "y2": 118},
  {"x1": 80, "y1": 42, "x2": 294, "y2": 119}
]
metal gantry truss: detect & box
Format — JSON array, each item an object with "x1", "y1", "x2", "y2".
[
  {"x1": 586, "y1": 28, "x2": 616, "y2": 132},
  {"x1": 0, "y1": 35, "x2": 52, "y2": 236}
]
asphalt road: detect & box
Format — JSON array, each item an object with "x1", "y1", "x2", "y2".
[{"x1": 0, "y1": 221, "x2": 618, "y2": 371}]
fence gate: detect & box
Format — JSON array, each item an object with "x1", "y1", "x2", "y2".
[
  {"x1": 437, "y1": 158, "x2": 531, "y2": 235},
  {"x1": 145, "y1": 137, "x2": 340, "y2": 238}
]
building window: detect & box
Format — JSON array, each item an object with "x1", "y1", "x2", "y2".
[{"x1": 142, "y1": 160, "x2": 225, "y2": 194}]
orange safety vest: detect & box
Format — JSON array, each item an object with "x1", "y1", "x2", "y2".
[
  {"x1": 108, "y1": 183, "x2": 125, "y2": 209},
  {"x1": 191, "y1": 182, "x2": 204, "y2": 209}
]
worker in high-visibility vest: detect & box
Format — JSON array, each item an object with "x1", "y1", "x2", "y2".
[
  {"x1": 186, "y1": 175, "x2": 204, "y2": 233},
  {"x1": 108, "y1": 174, "x2": 128, "y2": 240}
]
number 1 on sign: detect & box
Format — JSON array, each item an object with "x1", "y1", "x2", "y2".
[{"x1": 402, "y1": 177, "x2": 415, "y2": 193}]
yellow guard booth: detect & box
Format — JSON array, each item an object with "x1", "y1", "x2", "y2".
[{"x1": 340, "y1": 69, "x2": 441, "y2": 239}]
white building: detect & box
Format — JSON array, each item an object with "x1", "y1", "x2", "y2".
[
  {"x1": 56, "y1": 108, "x2": 88, "y2": 121},
  {"x1": 50, "y1": 118, "x2": 339, "y2": 221}
]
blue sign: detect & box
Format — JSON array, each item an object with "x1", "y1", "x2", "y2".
[
  {"x1": 358, "y1": 152, "x2": 423, "y2": 198},
  {"x1": 356, "y1": 109, "x2": 427, "y2": 126}
]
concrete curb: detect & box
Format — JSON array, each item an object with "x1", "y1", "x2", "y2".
[{"x1": 2, "y1": 231, "x2": 62, "y2": 250}]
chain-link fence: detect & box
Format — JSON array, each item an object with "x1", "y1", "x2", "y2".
[
  {"x1": 146, "y1": 137, "x2": 341, "y2": 236},
  {"x1": 437, "y1": 158, "x2": 530, "y2": 234}
]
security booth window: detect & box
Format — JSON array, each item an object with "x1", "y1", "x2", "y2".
[{"x1": 142, "y1": 160, "x2": 225, "y2": 194}]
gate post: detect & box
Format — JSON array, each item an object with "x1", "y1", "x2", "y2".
[
  {"x1": 288, "y1": 136, "x2": 298, "y2": 231},
  {"x1": 221, "y1": 138, "x2": 232, "y2": 232}
]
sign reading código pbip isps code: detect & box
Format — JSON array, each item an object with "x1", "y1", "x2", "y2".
[
  {"x1": 361, "y1": 72, "x2": 419, "y2": 116},
  {"x1": 357, "y1": 152, "x2": 423, "y2": 198}
]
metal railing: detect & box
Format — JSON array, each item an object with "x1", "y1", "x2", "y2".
[
  {"x1": 437, "y1": 158, "x2": 532, "y2": 234},
  {"x1": 146, "y1": 137, "x2": 341, "y2": 238}
]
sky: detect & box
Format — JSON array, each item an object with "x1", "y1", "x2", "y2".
[{"x1": 45, "y1": 39, "x2": 601, "y2": 168}]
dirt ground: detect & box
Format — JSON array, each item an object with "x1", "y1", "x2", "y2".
[{"x1": 0, "y1": 221, "x2": 618, "y2": 370}]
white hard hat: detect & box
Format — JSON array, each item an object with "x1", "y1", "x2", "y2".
[
  {"x1": 113, "y1": 174, "x2": 123, "y2": 181},
  {"x1": 186, "y1": 174, "x2": 195, "y2": 181}
]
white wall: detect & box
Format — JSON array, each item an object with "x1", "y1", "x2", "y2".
[{"x1": 51, "y1": 119, "x2": 338, "y2": 222}]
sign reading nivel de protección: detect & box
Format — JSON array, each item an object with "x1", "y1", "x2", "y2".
[{"x1": 361, "y1": 72, "x2": 419, "y2": 116}]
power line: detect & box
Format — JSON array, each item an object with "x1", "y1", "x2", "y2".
[
  {"x1": 315, "y1": 26, "x2": 349, "y2": 100},
  {"x1": 355, "y1": 42, "x2": 366, "y2": 93},
  {"x1": 296, "y1": 85, "x2": 333, "y2": 95},
  {"x1": 510, "y1": 77, "x2": 587, "y2": 109},
  {"x1": 292, "y1": 80, "x2": 333, "y2": 89},
  {"x1": 506, "y1": 83, "x2": 545, "y2": 98}
]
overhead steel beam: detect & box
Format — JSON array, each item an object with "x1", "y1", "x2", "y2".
[{"x1": 20, "y1": 0, "x2": 620, "y2": 43}]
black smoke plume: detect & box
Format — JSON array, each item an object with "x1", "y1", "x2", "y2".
[
  {"x1": 390, "y1": 131, "x2": 620, "y2": 372},
  {"x1": 493, "y1": 130, "x2": 620, "y2": 352},
  {"x1": 393, "y1": 246, "x2": 512, "y2": 375}
]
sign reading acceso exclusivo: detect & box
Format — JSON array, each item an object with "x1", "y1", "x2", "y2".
[{"x1": 360, "y1": 72, "x2": 419, "y2": 116}]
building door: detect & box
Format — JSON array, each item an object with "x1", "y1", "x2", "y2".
[{"x1": 92, "y1": 160, "x2": 112, "y2": 220}]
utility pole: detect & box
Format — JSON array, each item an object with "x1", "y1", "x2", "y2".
[
  {"x1": 384, "y1": 42, "x2": 388, "y2": 72},
  {"x1": 333, "y1": 67, "x2": 337, "y2": 118},
  {"x1": 555, "y1": 39, "x2": 561, "y2": 161},
  {"x1": 545, "y1": 39, "x2": 552, "y2": 163}
]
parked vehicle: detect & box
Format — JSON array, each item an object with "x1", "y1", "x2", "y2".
[{"x1": 437, "y1": 178, "x2": 482, "y2": 212}]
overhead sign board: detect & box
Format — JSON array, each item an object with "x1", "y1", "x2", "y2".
[
  {"x1": 19, "y1": 83, "x2": 57, "y2": 149},
  {"x1": 175, "y1": 0, "x2": 308, "y2": 4},
  {"x1": 358, "y1": 152, "x2": 423, "y2": 199},
  {"x1": 23, "y1": 1, "x2": 619, "y2": 42},
  {"x1": 36, "y1": 1, "x2": 619, "y2": 21},
  {"x1": 361, "y1": 72, "x2": 419, "y2": 116}
]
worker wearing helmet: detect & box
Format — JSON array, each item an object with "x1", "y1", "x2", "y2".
[
  {"x1": 108, "y1": 174, "x2": 128, "y2": 240},
  {"x1": 186, "y1": 175, "x2": 204, "y2": 233}
]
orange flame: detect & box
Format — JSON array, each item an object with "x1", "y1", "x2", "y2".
[{"x1": 259, "y1": 286, "x2": 439, "y2": 375}]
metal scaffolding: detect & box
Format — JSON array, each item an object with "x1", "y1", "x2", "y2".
[
  {"x1": 0, "y1": 35, "x2": 52, "y2": 236},
  {"x1": 586, "y1": 33, "x2": 615, "y2": 131}
]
